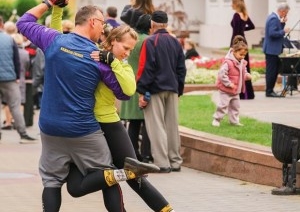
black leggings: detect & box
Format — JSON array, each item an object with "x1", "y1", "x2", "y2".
[
  {"x1": 100, "y1": 121, "x2": 168, "y2": 211},
  {"x1": 64, "y1": 121, "x2": 169, "y2": 212},
  {"x1": 42, "y1": 166, "x2": 124, "y2": 212}
]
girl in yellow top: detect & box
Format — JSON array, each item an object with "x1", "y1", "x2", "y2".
[{"x1": 51, "y1": 5, "x2": 174, "y2": 212}]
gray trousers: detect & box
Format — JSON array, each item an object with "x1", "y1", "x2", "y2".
[
  {"x1": 0, "y1": 81, "x2": 27, "y2": 136},
  {"x1": 39, "y1": 130, "x2": 113, "y2": 187},
  {"x1": 143, "y1": 91, "x2": 182, "y2": 168},
  {"x1": 213, "y1": 91, "x2": 240, "y2": 124}
]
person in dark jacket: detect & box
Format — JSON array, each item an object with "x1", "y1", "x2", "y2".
[
  {"x1": 120, "y1": 0, "x2": 155, "y2": 27},
  {"x1": 263, "y1": 3, "x2": 290, "y2": 97},
  {"x1": 184, "y1": 38, "x2": 200, "y2": 60},
  {"x1": 137, "y1": 11, "x2": 187, "y2": 173}
]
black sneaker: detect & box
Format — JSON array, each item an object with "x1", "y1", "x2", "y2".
[
  {"x1": 124, "y1": 157, "x2": 160, "y2": 177},
  {"x1": 20, "y1": 134, "x2": 37, "y2": 144}
]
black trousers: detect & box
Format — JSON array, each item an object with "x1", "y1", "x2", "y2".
[
  {"x1": 23, "y1": 83, "x2": 34, "y2": 126},
  {"x1": 265, "y1": 54, "x2": 281, "y2": 95},
  {"x1": 127, "y1": 119, "x2": 152, "y2": 160}
]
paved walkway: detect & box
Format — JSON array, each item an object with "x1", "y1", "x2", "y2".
[{"x1": 1, "y1": 91, "x2": 300, "y2": 211}]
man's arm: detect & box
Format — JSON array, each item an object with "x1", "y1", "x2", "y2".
[
  {"x1": 16, "y1": 2, "x2": 59, "y2": 52},
  {"x1": 136, "y1": 39, "x2": 156, "y2": 94},
  {"x1": 268, "y1": 17, "x2": 285, "y2": 38},
  {"x1": 176, "y1": 46, "x2": 187, "y2": 96},
  {"x1": 98, "y1": 63, "x2": 130, "y2": 100}
]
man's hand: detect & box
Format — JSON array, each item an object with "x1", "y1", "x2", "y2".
[{"x1": 99, "y1": 50, "x2": 115, "y2": 65}]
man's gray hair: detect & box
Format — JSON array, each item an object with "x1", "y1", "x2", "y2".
[
  {"x1": 151, "y1": 20, "x2": 168, "y2": 29},
  {"x1": 277, "y1": 2, "x2": 290, "y2": 11}
]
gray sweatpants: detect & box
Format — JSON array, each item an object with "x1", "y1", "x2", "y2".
[
  {"x1": 213, "y1": 91, "x2": 240, "y2": 124},
  {"x1": 0, "y1": 81, "x2": 27, "y2": 136},
  {"x1": 39, "y1": 130, "x2": 114, "y2": 187}
]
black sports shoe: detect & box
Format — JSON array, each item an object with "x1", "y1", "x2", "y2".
[
  {"x1": 20, "y1": 134, "x2": 37, "y2": 144},
  {"x1": 124, "y1": 157, "x2": 160, "y2": 177}
]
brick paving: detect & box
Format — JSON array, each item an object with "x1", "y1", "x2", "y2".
[{"x1": 1, "y1": 92, "x2": 300, "y2": 212}]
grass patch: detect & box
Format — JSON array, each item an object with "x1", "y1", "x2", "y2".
[{"x1": 179, "y1": 95, "x2": 272, "y2": 146}]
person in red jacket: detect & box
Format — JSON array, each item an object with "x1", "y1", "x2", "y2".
[{"x1": 212, "y1": 35, "x2": 252, "y2": 127}]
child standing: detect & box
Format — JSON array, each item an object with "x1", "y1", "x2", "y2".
[{"x1": 212, "y1": 35, "x2": 251, "y2": 127}]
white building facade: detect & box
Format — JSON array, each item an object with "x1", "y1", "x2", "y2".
[{"x1": 75, "y1": 0, "x2": 300, "y2": 49}]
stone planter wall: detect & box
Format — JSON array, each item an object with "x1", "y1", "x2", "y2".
[{"x1": 179, "y1": 126, "x2": 300, "y2": 187}]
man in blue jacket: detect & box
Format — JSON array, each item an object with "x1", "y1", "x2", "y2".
[
  {"x1": 263, "y1": 3, "x2": 290, "y2": 97},
  {"x1": 17, "y1": 1, "x2": 160, "y2": 211}
]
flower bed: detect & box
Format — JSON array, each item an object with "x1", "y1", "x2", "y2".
[{"x1": 185, "y1": 57, "x2": 265, "y2": 84}]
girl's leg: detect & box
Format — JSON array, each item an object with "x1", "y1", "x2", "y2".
[
  {"x1": 228, "y1": 95, "x2": 240, "y2": 124},
  {"x1": 100, "y1": 121, "x2": 172, "y2": 212},
  {"x1": 66, "y1": 157, "x2": 159, "y2": 211},
  {"x1": 213, "y1": 91, "x2": 231, "y2": 122},
  {"x1": 66, "y1": 163, "x2": 126, "y2": 212}
]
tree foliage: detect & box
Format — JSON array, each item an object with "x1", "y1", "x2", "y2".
[
  {"x1": 2, "y1": 0, "x2": 71, "y2": 26},
  {"x1": 0, "y1": 1, "x2": 14, "y2": 22},
  {"x1": 15, "y1": 0, "x2": 38, "y2": 17}
]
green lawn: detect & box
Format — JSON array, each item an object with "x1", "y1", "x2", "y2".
[{"x1": 178, "y1": 95, "x2": 272, "y2": 146}]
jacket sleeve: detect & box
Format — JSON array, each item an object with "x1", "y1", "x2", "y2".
[
  {"x1": 13, "y1": 41, "x2": 20, "y2": 80},
  {"x1": 176, "y1": 47, "x2": 187, "y2": 96},
  {"x1": 136, "y1": 39, "x2": 156, "y2": 94},
  {"x1": 50, "y1": 6, "x2": 63, "y2": 32},
  {"x1": 110, "y1": 59, "x2": 136, "y2": 97},
  {"x1": 268, "y1": 16, "x2": 285, "y2": 39},
  {"x1": 17, "y1": 13, "x2": 59, "y2": 52},
  {"x1": 98, "y1": 62, "x2": 130, "y2": 100}
]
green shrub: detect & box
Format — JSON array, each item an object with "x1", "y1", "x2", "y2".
[{"x1": 0, "y1": 1, "x2": 14, "y2": 21}]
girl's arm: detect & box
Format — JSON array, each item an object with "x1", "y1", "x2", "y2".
[
  {"x1": 50, "y1": 5, "x2": 63, "y2": 32},
  {"x1": 16, "y1": 4, "x2": 59, "y2": 52},
  {"x1": 110, "y1": 60, "x2": 136, "y2": 96}
]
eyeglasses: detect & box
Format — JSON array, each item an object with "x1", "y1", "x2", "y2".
[{"x1": 94, "y1": 18, "x2": 105, "y2": 26}]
